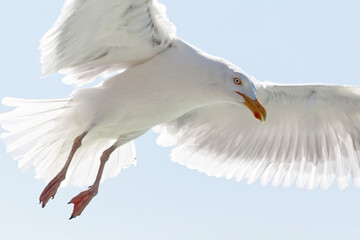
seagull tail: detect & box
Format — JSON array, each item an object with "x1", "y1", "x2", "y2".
[{"x1": 0, "y1": 97, "x2": 137, "y2": 187}]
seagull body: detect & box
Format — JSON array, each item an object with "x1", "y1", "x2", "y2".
[
  {"x1": 0, "y1": 0, "x2": 359, "y2": 219},
  {"x1": 71, "y1": 39, "x2": 240, "y2": 139}
]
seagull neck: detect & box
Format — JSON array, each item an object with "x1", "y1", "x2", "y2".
[{"x1": 167, "y1": 39, "x2": 232, "y2": 105}]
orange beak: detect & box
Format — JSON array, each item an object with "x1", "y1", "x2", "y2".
[{"x1": 235, "y1": 91, "x2": 267, "y2": 123}]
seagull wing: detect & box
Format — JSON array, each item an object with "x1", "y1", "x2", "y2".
[
  {"x1": 40, "y1": 0, "x2": 176, "y2": 86},
  {"x1": 155, "y1": 83, "x2": 360, "y2": 190}
]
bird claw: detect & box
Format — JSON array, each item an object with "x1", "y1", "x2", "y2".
[
  {"x1": 39, "y1": 173, "x2": 65, "y2": 208},
  {"x1": 68, "y1": 188, "x2": 97, "y2": 220}
]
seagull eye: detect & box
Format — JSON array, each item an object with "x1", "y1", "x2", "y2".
[{"x1": 233, "y1": 77, "x2": 242, "y2": 85}]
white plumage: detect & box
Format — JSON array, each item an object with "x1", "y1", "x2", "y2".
[
  {"x1": 155, "y1": 84, "x2": 360, "y2": 190},
  {"x1": 40, "y1": 0, "x2": 176, "y2": 86},
  {"x1": 0, "y1": 0, "x2": 359, "y2": 218},
  {"x1": 0, "y1": 97, "x2": 136, "y2": 187}
]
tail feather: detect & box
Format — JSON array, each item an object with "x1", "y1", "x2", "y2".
[{"x1": 0, "y1": 97, "x2": 137, "y2": 187}]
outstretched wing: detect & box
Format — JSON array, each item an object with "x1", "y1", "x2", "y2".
[
  {"x1": 155, "y1": 83, "x2": 360, "y2": 190},
  {"x1": 41, "y1": 0, "x2": 176, "y2": 86}
]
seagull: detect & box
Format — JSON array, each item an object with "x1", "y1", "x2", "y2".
[{"x1": 0, "y1": 0, "x2": 359, "y2": 219}]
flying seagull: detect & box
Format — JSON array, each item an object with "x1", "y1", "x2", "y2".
[{"x1": 0, "y1": 0, "x2": 359, "y2": 220}]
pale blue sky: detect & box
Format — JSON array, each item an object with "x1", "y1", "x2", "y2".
[{"x1": 1, "y1": 1, "x2": 360, "y2": 239}]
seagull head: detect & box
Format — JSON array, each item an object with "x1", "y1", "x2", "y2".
[{"x1": 221, "y1": 68, "x2": 267, "y2": 123}]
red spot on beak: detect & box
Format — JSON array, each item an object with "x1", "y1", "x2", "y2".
[
  {"x1": 235, "y1": 91, "x2": 267, "y2": 123},
  {"x1": 254, "y1": 112, "x2": 261, "y2": 120}
]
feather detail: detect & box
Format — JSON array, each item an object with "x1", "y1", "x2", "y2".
[
  {"x1": 0, "y1": 98, "x2": 137, "y2": 187},
  {"x1": 40, "y1": 0, "x2": 176, "y2": 86},
  {"x1": 155, "y1": 84, "x2": 360, "y2": 190}
]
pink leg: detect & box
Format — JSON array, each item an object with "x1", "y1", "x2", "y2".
[
  {"x1": 39, "y1": 132, "x2": 87, "y2": 208},
  {"x1": 68, "y1": 141, "x2": 119, "y2": 220}
]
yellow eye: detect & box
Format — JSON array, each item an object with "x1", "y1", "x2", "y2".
[{"x1": 234, "y1": 77, "x2": 242, "y2": 85}]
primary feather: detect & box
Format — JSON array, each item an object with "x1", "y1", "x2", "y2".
[
  {"x1": 40, "y1": 0, "x2": 176, "y2": 86},
  {"x1": 155, "y1": 84, "x2": 360, "y2": 190}
]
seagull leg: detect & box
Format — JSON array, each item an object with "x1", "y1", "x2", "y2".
[
  {"x1": 68, "y1": 140, "x2": 120, "y2": 220},
  {"x1": 39, "y1": 132, "x2": 88, "y2": 208}
]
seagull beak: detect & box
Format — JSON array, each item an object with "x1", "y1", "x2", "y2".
[{"x1": 235, "y1": 92, "x2": 267, "y2": 123}]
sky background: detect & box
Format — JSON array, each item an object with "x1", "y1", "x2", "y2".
[{"x1": 0, "y1": 0, "x2": 360, "y2": 239}]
